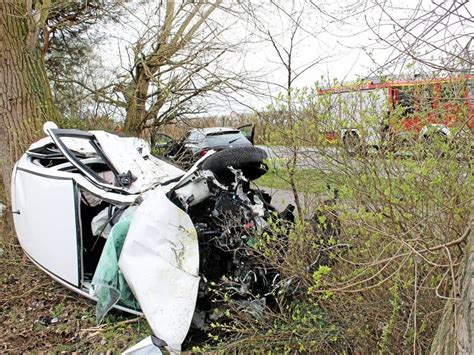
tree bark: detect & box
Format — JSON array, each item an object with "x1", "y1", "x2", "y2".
[
  {"x1": 430, "y1": 220, "x2": 473, "y2": 354},
  {"x1": 0, "y1": 1, "x2": 60, "y2": 199},
  {"x1": 123, "y1": 68, "x2": 150, "y2": 136}
]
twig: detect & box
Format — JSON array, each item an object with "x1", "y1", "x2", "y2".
[{"x1": 80, "y1": 316, "x2": 144, "y2": 339}]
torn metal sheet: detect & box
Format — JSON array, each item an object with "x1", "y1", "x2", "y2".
[
  {"x1": 119, "y1": 186, "x2": 200, "y2": 351},
  {"x1": 93, "y1": 131, "x2": 183, "y2": 193}
]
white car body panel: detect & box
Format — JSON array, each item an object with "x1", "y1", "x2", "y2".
[
  {"x1": 93, "y1": 131, "x2": 184, "y2": 193},
  {"x1": 119, "y1": 186, "x2": 200, "y2": 351},
  {"x1": 12, "y1": 167, "x2": 81, "y2": 286}
]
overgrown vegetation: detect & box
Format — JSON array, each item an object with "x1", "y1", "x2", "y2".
[
  {"x1": 200, "y1": 82, "x2": 473, "y2": 353},
  {"x1": 1, "y1": 77, "x2": 472, "y2": 352},
  {"x1": 1, "y1": 0, "x2": 472, "y2": 351}
]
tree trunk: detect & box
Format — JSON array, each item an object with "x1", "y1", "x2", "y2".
[
  {"x1": 430, "y1": 220, "x2": 473, "y2": 354},
  {"x1": 123, "y1": 69, "x2": 149, "y2": 136},
  {"x1": 0, "y1": 1, "x2": 60, "y2": 199}
]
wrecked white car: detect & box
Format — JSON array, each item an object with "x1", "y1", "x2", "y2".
[{"x1": 11, "y1": 122, "x2": 294, "y2": 352}]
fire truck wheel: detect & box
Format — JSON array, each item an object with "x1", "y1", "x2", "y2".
[
  {"x1": 343, "y1": 132, "x2": 362, "y2": 156},
  {"x1": 423, "y1": 132, "x2": 447, "y2": 158}
]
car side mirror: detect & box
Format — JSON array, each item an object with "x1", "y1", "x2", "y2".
[
  {"x1": 184, "y1": 143, "x2": 199, "y2": 149},
  {"x1": 155, "y1": 141, "x2": 172, "y2": 149}
]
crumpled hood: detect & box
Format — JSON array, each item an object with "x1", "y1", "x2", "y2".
[{"x1": 118, "y1": 186, "x2": 200, "y2": 351}]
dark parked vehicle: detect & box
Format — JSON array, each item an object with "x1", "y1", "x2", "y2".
[{"x1": 155, "y1": 125, "x2": 255, "y2": 167}]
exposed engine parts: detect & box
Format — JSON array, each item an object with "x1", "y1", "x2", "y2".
[{"x1": 166, "y1": 153, "x2": 283, "y2": 332}]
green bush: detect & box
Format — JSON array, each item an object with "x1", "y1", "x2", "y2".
[{"x1": 206, "y1": 81, "x2": 473, "y2": 352}]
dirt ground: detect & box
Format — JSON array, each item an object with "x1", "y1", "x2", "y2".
[{"x1": 0, "y1": 217, "x2": 151, "y2": 353}]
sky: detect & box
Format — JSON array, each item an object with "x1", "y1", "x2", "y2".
[{"x1": 95, "y1": 0, "x2": 473, "y2": 117}]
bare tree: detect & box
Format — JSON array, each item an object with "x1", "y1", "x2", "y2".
[
  {"x1": 64, "y1": 1, "x2": 262, "y2": 135},
  {"x1": 252, "y1": 1, "x2": 332, "y2": 217},
  {"x1": 122, "y1": 1, "x2": 222, "y2": 134},
  {"x1": 366, "y1": 0, "x2": 473, "y2": 75}
]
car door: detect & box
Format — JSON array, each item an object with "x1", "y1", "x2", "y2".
[
  {"x1": 13, "y1": 125, "x2": 125, "y2": 288},
  {"x1": 43, "y1": 125, "x2": 129, "y2": 193},
  {"x1": 12, "y1": 165, "x2": 82, "y2": 287},
  {"x1": 237, "y1": 124, "x2": 255, "y2": 144}
]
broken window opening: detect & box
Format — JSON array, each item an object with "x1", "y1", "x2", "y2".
[
  {"x1": 37, "y1": 128, "x2": 133, "y2": 194},
  {"x1": 80, "y1": 191, "x2": 112, "y2": 281}
]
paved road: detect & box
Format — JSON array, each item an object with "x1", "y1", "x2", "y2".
[
  {"x1": 254, "y1": 145, "x2": 339, "y2": 211},
  {"x1": 257, "y1": 186, "x2": 333, "y2": 214},
  {"x1": 257, "y1": 144, "x2": 414, "y2": 179},
  {"x1": 257, "y1": 145, "x2": 339, "y2": 171},
  {"x1": 259, "y1": 187, "x2": 297, "y2": 212}
]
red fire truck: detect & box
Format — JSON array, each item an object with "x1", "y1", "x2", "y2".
[{"x1": 316, "y1": 75, "x2": 474, "y2": 152}]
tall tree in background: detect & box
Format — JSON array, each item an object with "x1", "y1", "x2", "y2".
[
  {"x1": 68, "y1": 0, "x2": 258, "y2": 136},
  {"x1": 122, "y1": 0, "x2": 225, "y2": 134},
  {"x1": 252, "y1": 1, "x2": 332, "y2": 217},
  {"x1": 367, "y1": 0, "x2": 473, "y2": 74}
]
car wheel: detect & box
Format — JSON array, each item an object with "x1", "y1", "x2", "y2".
[
  {"x1": 343, "y1": 132, "x2": 362, "y2": 156},
  {"x1": 202, "y1": 147, "x2": 268, "y2": 183},
  {"x1": 423, "y1": 132, "x2": 447, "y2": 158}
]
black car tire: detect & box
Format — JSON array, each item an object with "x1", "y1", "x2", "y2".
[
  {"x1": 202, "y1": 147, "x2": 268, "y2": 183},
  {"x1": 343, "y1": 131, "x2": 362, "y2": 156},
  {"x1": 422, "y1": 131, "x2": 448, "y2": 159}
]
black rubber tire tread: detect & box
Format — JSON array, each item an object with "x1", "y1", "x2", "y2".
[
  {"x1": 422, "y1": 132, "x2": 448, "y2": 158},
  {"x1": 202, "y1": 146, "x2": 268, "y2": 183},
  {"x1": 344, "y1": 131, "x2": 369, "y2": 157}
]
